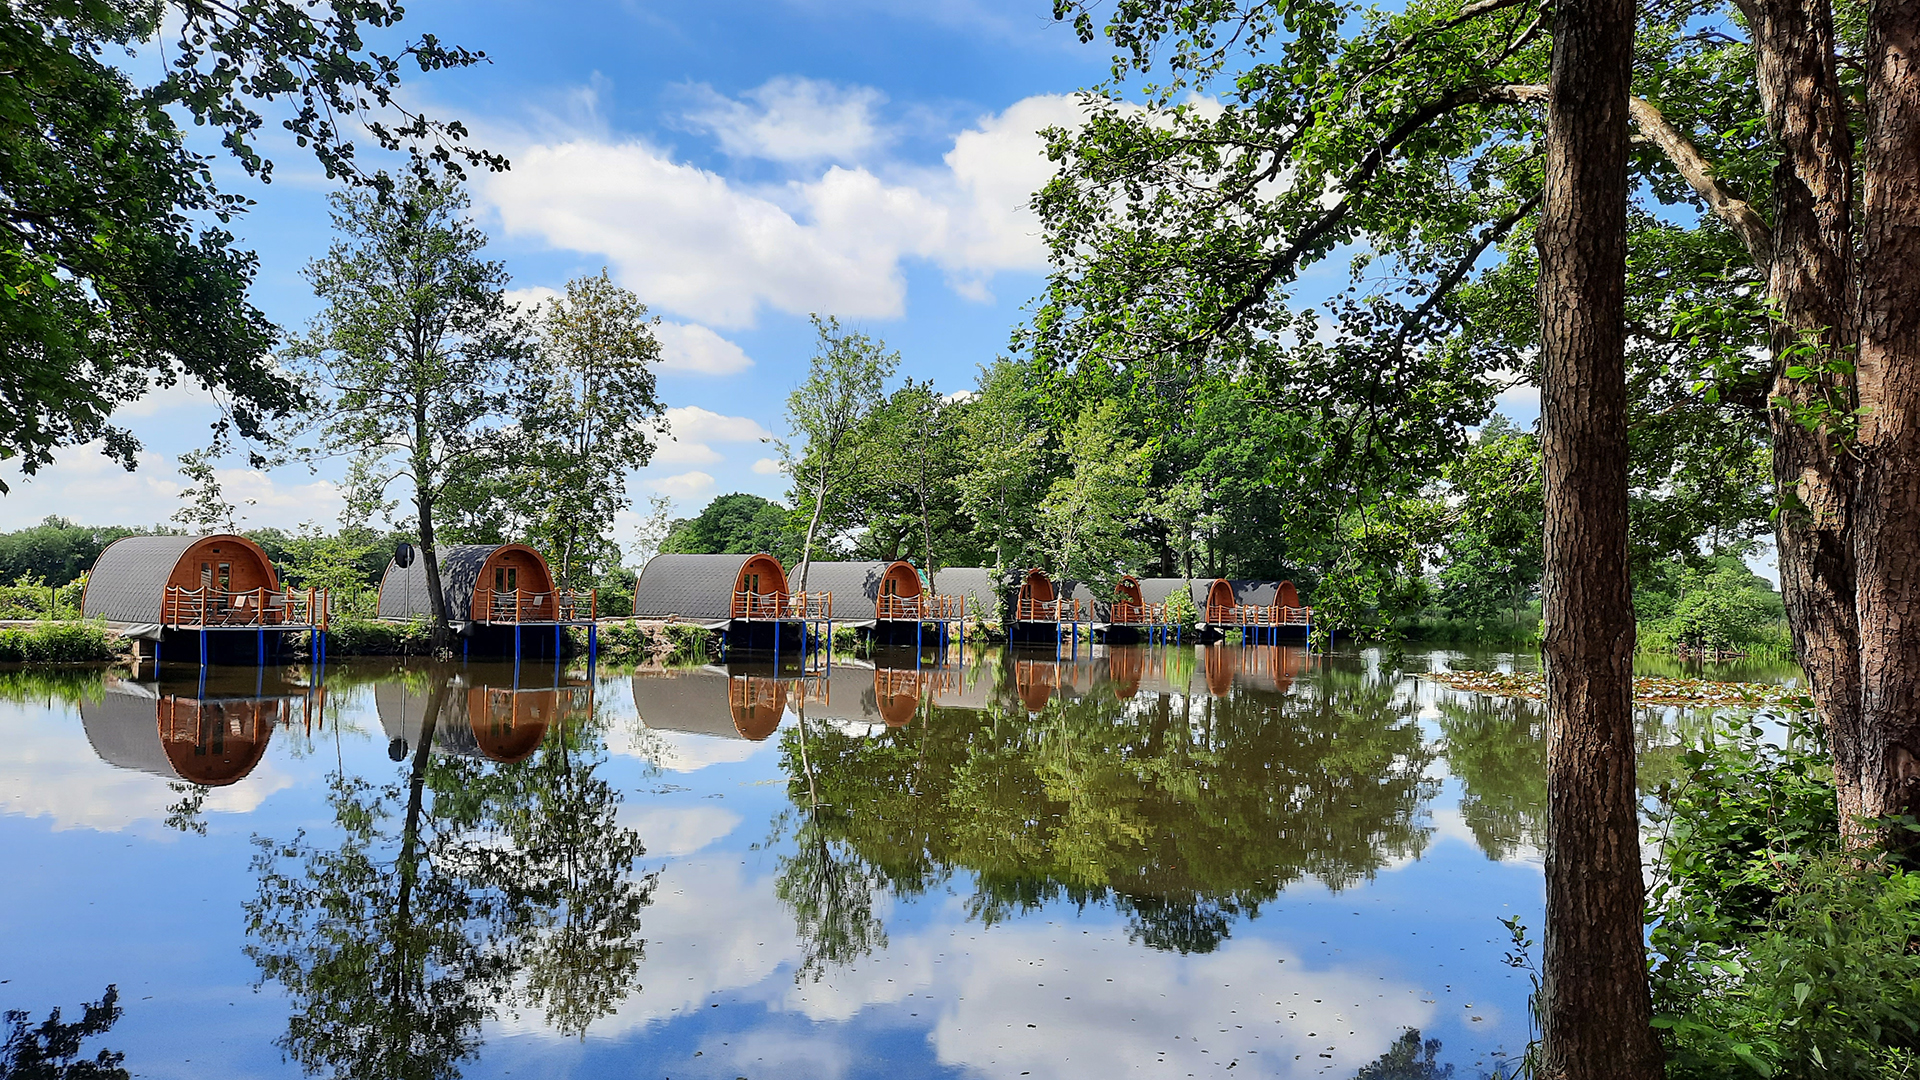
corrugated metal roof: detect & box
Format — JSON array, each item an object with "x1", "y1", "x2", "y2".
[
  {"x1": 932, "y1": 567, "x2": 999, "y2": 617},
  {"x1": 376, "y1": 545, "x2": 503, "y2": 621},
  {"x1": 82, "y1": 535, "x2": 200, "y2": 623},
  {"x1": 631, "y1": 554, "x2": 755, "y2": 622},
  {"x1": 785, "y1": 561, "x2": 887, "y2": 621}
]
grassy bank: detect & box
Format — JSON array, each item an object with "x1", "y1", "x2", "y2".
[{"x1": 0, "y1": 621, "x2": 118, "y2": 663}]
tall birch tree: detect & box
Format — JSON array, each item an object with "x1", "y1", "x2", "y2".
[{"x1": 782, "y1": 316, "x2": 897, "y2": 591}]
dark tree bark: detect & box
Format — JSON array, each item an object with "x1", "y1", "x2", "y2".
[
  {"x1": 1747, "y1": 0, "x2": 1868, "y2": 835},
  {"x1": 1534, "y1": 0, "x2": 1662, "y2": 1071},
  {"x1": 1851, "y1": 0, "x2": 1920, "y2": 842}
]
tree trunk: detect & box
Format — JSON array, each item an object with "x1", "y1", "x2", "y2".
[
  {"x1": 1534, "y1": 0, "x2": 1662, "y2": 1070},
  {"x1": 418, "y1": 496, "x2": 453, "y2": 651},
  {"x1": 1750, "y1": 0, "x2": 1867, "y2": 835},
  {"x1": 798, "y1": 463, "x2": 828, "y2": 592},
  {"x1": 1851, "y1": 0, "x2": 1920, "y2": 846}
]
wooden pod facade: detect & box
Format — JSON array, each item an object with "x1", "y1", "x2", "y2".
[
  {"x1": 633, "y1": 553, "x2": 822, "y2": 628},
  {"x1": 377, "y1": 543, "x2": 584, "y2": 626},
  {"x1": 83, "y1": 534, "x2": 330, "y2": 636},
  {"x1": 80, "y1": 673, "x2": 311, "y2": 786}
]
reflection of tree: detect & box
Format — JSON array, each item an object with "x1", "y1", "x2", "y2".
[
  {"x1": 1351, "y1": 1028, "x2": 1454, "y2": 1079},
  {"x1": 773, "y1": 709, "x2": 889, "y2": 982},
  {"x1": 1435, "y1": 695, "x2": 1546, "y2": 860},
  {"x1": 0, "y1": 985, "x2": 129, "y2": 1080},
  {"x1": 246, "y1": 671, "x2": 652, "y2": 1078},
  {"x1": 775, "y1": 658, "x2": 1438, "y2": 958},
  {"x1": 164, "y1": 782, "x2": 210, "y2": 836},
  {"x1": 1436, "y1": 689, "x2": 1714, "y2": 860}
]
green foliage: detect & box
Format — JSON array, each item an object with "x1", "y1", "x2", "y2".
[
  {"x1": 783, "y1": 315, "x2": 900, "y2": 576},
  {"x1": 509, "y1": 270, "x2": 665, "y2": 589},
  {"x1": 0, "y1": 0, "x2": 497, "y2": 486},
  {"x1": 0, "y1": 518, "x2": 147, "y2": 586},
  {"x1": 321, "y1": 616, "x2": 434, "y2": 658},
  {"x1": 1647, "y1": 718, "x2": 1920, "y2": 1077},
  {"x1": 659, "y1": 493, "x2": 798, "y2": 564},
  {"x1": 0, "y1": 575, "x2": 86, "y2": 620},
  {"x1": 568, "y1": 621, "x2": 713, "y2": 666},
  {"x1": 1638, "y1": 556, "x2": 1791, "y2": 655},
  {"x1": 0, "y1": 622, "x2": 116, "y2": 664},
  {"x1": 1437, "y1": 416, "x2": 1544, "y2": 631},
  {"x1": 0, "y1": 984, "x2": 129, "y2": 1080}
]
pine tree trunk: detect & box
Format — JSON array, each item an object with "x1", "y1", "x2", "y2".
[
  {"x1": 1851, "y1": 0, "x2": 1920, "y2": 845},
  {"x1": 1534, "y1": 0, "x2": 1662, "y2": 1070},
  {"x1": 1751, "y1": 0, "x2": 1867, "y2": 835}
]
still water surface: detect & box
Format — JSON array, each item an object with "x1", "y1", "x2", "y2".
[{"x1": 0, "y1": 645, "x2": 1797, "y2": 1079}]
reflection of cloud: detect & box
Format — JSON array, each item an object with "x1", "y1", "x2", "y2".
[
  {"x1": 605, "y1": 717, "x2": 773, "y2": 772},
  {"x1": 616, "y1": 804, "x2": 741, "y2": 857},
  {"x1": 495, "y1": 855, "x2": 800, "y2": 1039},
  {"x1": 0, "y1": 701, "x2": 291, "y2": 833},
  {"x1": 923, "y1": 925, "x2": 1436, "y2": 1079}
]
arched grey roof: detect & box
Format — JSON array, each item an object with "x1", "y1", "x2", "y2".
[
  {"x1": 377, "y1": 545, "x2": 505, "y2": 622},
  {"x1": 375, "y1": 665, "x2": 571, "y2": 760},
  {"x1": 1233, "y1": 580, "x2": 1284, "y2": 606},
  {"x1": 631, "y1": 554, "x2": 760, "y2": 624},
  {"x1": 80, "y1": 674, "x2": 299, "y2": 784},
  {"x1": 1136, "y1": 577, "x2": 1206, "y2": 609},
  {"x1": 932, "y1": 567, "x2": 999, "y2": 617},
  {"x1": 82, "y1": 535, "x2": 204, "y2": 623},
  {"x1": 785, "y1": 561, "x2": 889, "y2": 623}
]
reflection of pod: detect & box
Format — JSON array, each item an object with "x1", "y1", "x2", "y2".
[
  {"x1": 873, "y1": 667, "x2": 929, "y2": 727},
  {"x1": 632, "y1": 667, "x2": 793, "y2": 741},
  {"x1": 1108, "y1": 646, "x2": 1146, "y2": 699},
  {"x1": 1203, "y1": 645, "x2": 1236, "y2": 697},
  {"x1": 81, "y1": 675, "x2": 305, "y2": 785},
  {"x1": 1014, "y1": 659, "x2": 1057, "y2": 712},
  {"x1": 376, "y1": 665, "x2": 580, "y2": 762}
]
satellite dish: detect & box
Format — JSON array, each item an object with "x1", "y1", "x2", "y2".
[{"x1": 394, "y1": 542, "x2": 415, "y2": 569}]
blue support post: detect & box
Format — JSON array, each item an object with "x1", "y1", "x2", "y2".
[
  {"x1": 515, "y1": 624, "x2": 522, "y2": 663},
  {"x1": 257, "y1": 627, "x2": 265, "y2": 666},
  {"x1": 774, "y1": 617, "x2": 781, "y2": 658},
  {"x1": 589, "y1": 622, "x2": 598, "y2": 669},
  {"x1": 199, "y1": 628, "x2": 208, "y2": 668},
  {"x1": 155, "y1": 637, "x2": 163, "y2": 669},
  {"x1": 554, "y1": 623, "x2": 561, "y2": 664}
]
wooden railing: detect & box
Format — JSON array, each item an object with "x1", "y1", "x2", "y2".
[
  {"x1": 475, "y1": 589, "x2": 597, "y2": 624},
  {"x1": 732, "y1": 590, "x2": 832, "y2": 620},
  {"x1": 1206, "y1": 603, "x2": 1313, "y2": 627},
  {"x1": 161, "y1": 587, "x2": 330, "y2": 628},
  {"x1": 876, "y1": 593, "x2": 963, "y2": 621},
  {"x1": 1016, "y1": 597, "x2": 1085, "y2": 622}
]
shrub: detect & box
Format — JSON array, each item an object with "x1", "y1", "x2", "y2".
[
  {"x1": 321, "y1": 614, "x2": 433, "y2": 656},
  {"x1": 0, "y1": 622, "x2": 116, "y2": 663},
  {"x1": 1648, "y1": 717, "x2": 1920, "y2": 1077},
  {"x1": 571, "y1": 621, "x2": 716, "y2": 666}
]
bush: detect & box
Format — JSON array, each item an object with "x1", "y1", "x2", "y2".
[
  {"x1": 1648, "y1": 717, "x2": 1920, "y2": 1077},
  {"x1": 0, "y1": 622, "x2": 117, "y2": 663},
  {"x1": 571, "y1": 621, "x2": 716, "y2": 666},
  {"x1": 0, "y1": 575, "x2": 86, "y2": 620},
  {"x1": 322, "y1": 614, "x2": 433, "y2": 656}
]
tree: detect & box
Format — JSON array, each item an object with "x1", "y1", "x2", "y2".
[
  {"x1": 1533, "y1": 0, "x2": 1661, "y2": 1069},
  {"x1": 289, "y1": 181, "x2": 530, "y2": 647},
  {"x1": 846, "y1": 381, "x2": 974, "y2": 570},
  {"x1": 170, "y1": 449, "x2": 243, "y2": 533},
  {"x1": 0, "y1": 519, "x2": 142, "y2": 586},
  {"x1": 1438, "y1": 416, "x2": 1544, "y2": 630},
  {"x1": 952, "y1": 361, "x2": 1051, "y2": 578},
  {"x1": 0, "y1": 986, "x2": 129, "y2": 1080},
  {"x1": 0, "y1": 0, "x2": 500, "y2": 488},
  {"x1": 1038, "y1": 401, "x2": 1154, "y2": 588},
  {"x1": 659, "y1": 493, "x2": 798, "y2": 563},
  {"x1": 782, "y1": 316, "x2": 898, "y2": 590},
  {"x1": 514, "y1": 271, "x2": 664, "y2": 590}
]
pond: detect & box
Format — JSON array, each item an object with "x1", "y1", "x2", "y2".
[{"x1": 0, "y1": 643, "x2": 1800, "y2": 1079}]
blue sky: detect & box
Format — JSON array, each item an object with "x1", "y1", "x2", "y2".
[{"x1": 0, "y1": 1, "x2": 1542, "y2": 551}]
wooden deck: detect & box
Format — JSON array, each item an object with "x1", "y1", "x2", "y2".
[
  {"x1": 476, "y1": 588, "x2": 597, "y2": 624},
  {"x1": 1205, "y1": 603, "x2": 1312, "y2": 628},
  {"x1": 876, "y1": 593, "x2": 963, "y2": 621},
  {"x1": 161, "y1": 587, "x2": 330, "y2": 629},
  {"x1": 732, "y1": 589, "x2": 832, "y2": 621},
  {"x1": 1016, "y1": 597, "x2": 1086, "y2": 623}
]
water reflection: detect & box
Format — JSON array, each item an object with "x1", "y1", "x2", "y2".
[
  {"x1": 80, "y1": 670, "x2": 318, "y2": 787},
  {"x1": 764, "y1": 646, "x2": 1439, "y2": 968},
  {"x1": 246, "y1": 663, "x2": 650, "y2": 1079}
]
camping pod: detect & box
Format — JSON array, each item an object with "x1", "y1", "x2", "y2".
[
  {"x1": 784, "y1": 560, "x2": 955, "y2": 644},
  {"x1": 376, "y1": 544, "x2": 581, "y2": 658},
  {"x1": 82, "y1": 534, "x2": 325, "y2": 664},
  {"x1": 632, "y1": 553, "x2": 824, "y2": 651}
]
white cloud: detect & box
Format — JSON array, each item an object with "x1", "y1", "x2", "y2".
[
  {"x1": 503, "y1": 285, "x2": 563, "y2": 314},
  {"x1": 663, "y1": 405, "x2": 774, "y2": 443},
  {"x1": 653, "y1": 322, "x2": 754, "y2": 375},
  {"x1": 752, "y1": 457, "x2": 786, "y2": 476},
  {"x1": 616, "y1": 804, "x2": 742, "y2": 857},
  {"x1": 482, "y1": 91, "x2": 1090, "y2": 328},
  {"x1": 0, "y1": 442, "x2": 342, "y2": 532},
  {"x1": 651, "y1": 440, "x2": 725, "y2": 466},
  {"x1": 681, "y1": 77, "x2": 889, "y2": 164},
  {"x1": 652, "y1": 470, "x2": 716, "y2": 497}
]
